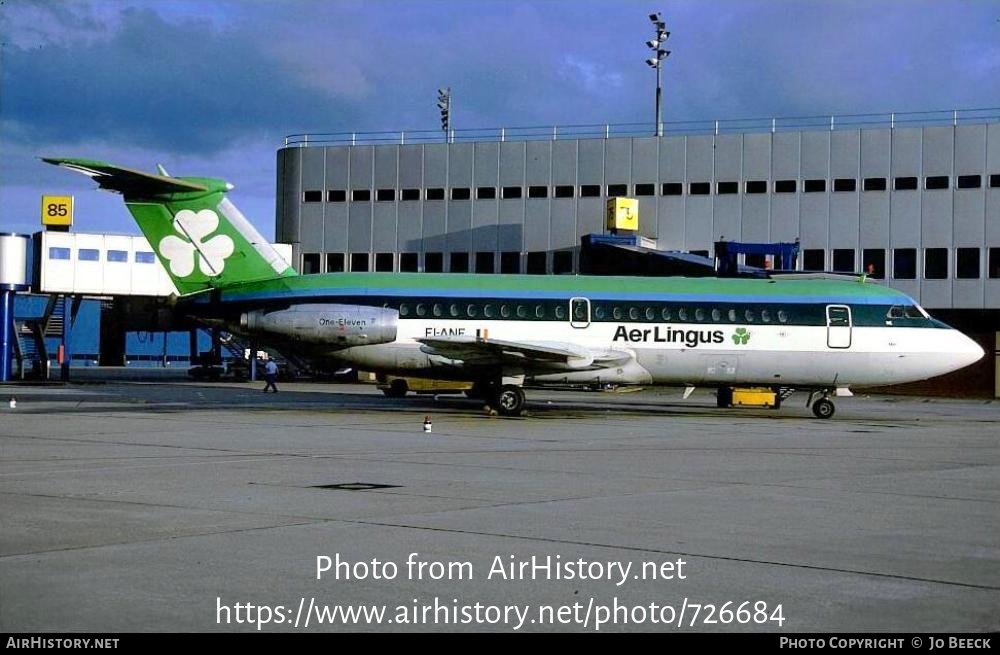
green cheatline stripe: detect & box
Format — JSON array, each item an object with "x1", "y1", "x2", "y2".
[{"x1": 217, "y1": 272, "x2": 908, "y2": 301}]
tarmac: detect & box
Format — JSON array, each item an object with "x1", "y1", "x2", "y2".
[{"x1": 0, "y1": 379, "x2": 997, "y2": 632}]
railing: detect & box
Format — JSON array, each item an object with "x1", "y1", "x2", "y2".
[{"x1": 284, "y1": 107, "x2": 1000, "y2": 148}]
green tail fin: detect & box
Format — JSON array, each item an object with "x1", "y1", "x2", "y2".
[{"x1": 43, "y1": 157, "x2": 296, "y2": 295}]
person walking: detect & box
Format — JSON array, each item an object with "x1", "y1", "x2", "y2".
[{"x1": 263, "y1": 359, "x2": 279, "y2": 393}]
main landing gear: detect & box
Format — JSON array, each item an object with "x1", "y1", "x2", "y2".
[
  {"x1": 478, "y1": 379, "x2": 527, "y2": 416},
  {"x1": 807, "y1": 391, "x2": 836, "y2": 419}
]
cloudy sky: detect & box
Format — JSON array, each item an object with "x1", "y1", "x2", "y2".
[{"x1": 2, "y1": 0, "x2": 998, "y2": 238}]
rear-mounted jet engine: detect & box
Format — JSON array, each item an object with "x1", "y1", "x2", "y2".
[{"x1": 240, "y1": 304, "x2": 397, "y2": 347}]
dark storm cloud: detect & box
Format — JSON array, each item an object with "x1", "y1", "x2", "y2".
[{"x1": 1, "y1": 5, "x2": 354, "y2": 153}]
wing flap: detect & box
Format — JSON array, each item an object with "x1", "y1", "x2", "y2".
[{"x1": 416, "y1": 336, "x2": 631, "y2": 370}]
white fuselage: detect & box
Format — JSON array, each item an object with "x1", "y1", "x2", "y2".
[{"x1": 332, "y1": 316, "x2": 984, "y2": 389}]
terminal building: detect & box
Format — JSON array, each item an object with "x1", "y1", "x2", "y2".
[{"x1": 275, "y1": 109, "x2": 1000, "y2": 395}]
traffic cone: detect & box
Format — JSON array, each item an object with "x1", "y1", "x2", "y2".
[
  {"x1": 423, "y1": 416, "x2": 432, "y2": 433},
  {"x1": 8, "y1": 397, "x2": 16, "y2": 409}
]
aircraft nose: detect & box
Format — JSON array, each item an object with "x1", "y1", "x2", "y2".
[{"x1": 954, "y1": 332, "x2": 985, "y2": 370}]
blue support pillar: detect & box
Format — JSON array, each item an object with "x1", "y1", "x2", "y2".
[
  {"x1": 60, "y1": 297, "x2": 71, "y2": 382},
  {"x1": 0, "y1": 290, "x2": 14, "y2": 382}
]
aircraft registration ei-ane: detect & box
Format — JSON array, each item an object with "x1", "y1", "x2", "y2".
[{"x1": 44, "y1": 157, "x2": 985, "y2": 418}]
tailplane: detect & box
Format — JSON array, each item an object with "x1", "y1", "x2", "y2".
[{"x1": 43, "y1": 157, "x2": 296, "y2": 295}]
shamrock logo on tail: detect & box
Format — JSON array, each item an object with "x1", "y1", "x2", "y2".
[
  {"x1": 732, "y1": 327, "x2": 751, "y2": 345},
  {"x1": 158, "y1": 209, "x2": 235, "y2": 278}
]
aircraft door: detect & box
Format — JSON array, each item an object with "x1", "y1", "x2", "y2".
[
  {"x1": 570, "y1": 297, "x2": 591, "y2": 328},
  {"x1": 826, "y1": 305, "x2": 852, "y2": 348}
]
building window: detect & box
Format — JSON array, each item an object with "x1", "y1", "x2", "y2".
[
  {"x1": 303, "y1": 190, "x2": 323, "y2": 203},
  {"x1": 803, "y1": 249, "x2": 825, "y2": 271},
  {"x1": 376, "y1": 189, "x2": 395, "y2": 202},
  {"x1": 327, "y1": 189, "x2": 347, "y2": 202},
  {"x1": 476, "y1": 187, "x2": 497, "y2": 199},
  {"x1": 450, "y1": 252, "x2": 469, "y2": 273},
  {"x1": 526, "y1": 251, "x2": 547, "y2": 274},
  {"x1": 989, "y1": 248, "x2": 1000, "y2": 278},
  {"x1": 956, "y1": 248, "x2": 980, "y2": 279},
  {"x1": 832, "y1": 249, "x2": 855, "y2": 273},
  {"x1": 894, "y1": 176, "x2": 918, "y2": 191},
  {"x1": 580, "y1": 185, "x2": 601, "y2": 197},
  {"x1": 956, "y1": 175, "x2": 981, "y2": 189},
  {"x1": 717, "y1": 181, "x2": 739, "y2": 195},
  {"x1": 399, "y1": 252, "x2": 419, "y2": 272},
  {"x1": 689, "y1": 182, "x2": 710, "y2": 195},
  {"x1": 451, "y1": 187, "x2": 471, "y2": 200},
  {"x1": 554, "y1": 185, "x2": 575, "y2": 198},
  {"x1": 745, "y1": 180, "x2": 767, "y2": 194},
  {"x1": 78, "y1": 248, "x2": 100, "y2": 262},
  {"x1": 661, "y1": 182, "x2": 683, "y2": 196},
  {"x1": 990, "y1": 174, "x2": 1000, "y2": 188},
  {"x1": 924, "y1": 248, "x2": 948, "y2": 279},
  {"x1": 426, "y1": 188, "x2": 445, "y2": 200},
  {"x1": 135, "y1": 251, "x2": 156, "y2": 264},
  {"x1": 475, "y1": 252, "x2": 495, "y2": 274},
  {"x1": 862, "y1": 249, "x2": 885, "y2": 278},
  {"x1": 502, "y1": 186, "x2": 522, "y2": 199},
  {"x1": 527, "y1": 185, "x2": 548, "y2": 199},
  {"x1": 424, "y1": 252, "x2": 444, "y2": 272},
  {"x1": 893, "y1": 249, "x2": 917, "y2": 279},
  {"x1": 774, "y1": 179, "x2": 796, "y2": 193},
  {"x1": 634, "y1": 183, "x2": 655, "y2": 196},
  {"x1": 500, "y1": 251, "x2": 520, "y2": 274},
  {"x1": 863, "y1": 177, "x2": 887, "y2": 192},
  {"x1": 833, "y1": 178, "x2": 857, "y2": 192},
  {"x1": 925, "y1": 176, "x2": 949, "y2": 190},
  {"x1": 302, "y1": 252, "x2": 321, "y2": 274},
  {"x1": 553, "y1": 251, "x2": 574, "y2": 274},
  {"x1": 350, "y1": 252, "x2": 369, "y2": 272},
  {"x1": 375, "y1": 252, "x2": 394, "y2": 271},
  {"x1": 400, "y1": 188, "x2": 421, "y2": 201},
  {"x1": 803, "y1": 179, "x2": 826, "y2": 193},
  {"x1": 327, "y1": 253, "x2": 345, "y2": 272},
  {"x1": 607, "y1": 184, "x2": 628, "y2": 197},
  {"x1": 107, "y1": 250, "x2": 128, "y2": 263},
  {"x1": 351, "y1": 189, "x2": 371, "y2": 202}
]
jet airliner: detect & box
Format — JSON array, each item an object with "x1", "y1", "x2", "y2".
[{"x1": 44, "y1": 158, "x2": 984, "y2": 418}]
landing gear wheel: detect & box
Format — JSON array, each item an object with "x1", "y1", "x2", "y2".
[
  {"x1": 812, "y1": 397, "x2": 835, "y2": 419},
  {"x1": 383, "y1": 379, "x2": 409, "y2": 398},
  {"x1": 494, "y1": 385, "x2": 525, "y2": 416}
]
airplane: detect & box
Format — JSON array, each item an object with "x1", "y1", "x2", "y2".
[{"x1": 44, "y1": 157, "x2": 985, "y2": 418}]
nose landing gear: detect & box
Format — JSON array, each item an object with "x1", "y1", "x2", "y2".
[{"x1": 807, "y1": 390, "x2": 836, "y2": 419}]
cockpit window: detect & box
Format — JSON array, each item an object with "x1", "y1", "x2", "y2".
[
  {"x1": 887, "y1": 305, "x2": 905, "y2": 319},
  {"x1": 904, "y1": 305, "x2": 925, "y2": 319}
]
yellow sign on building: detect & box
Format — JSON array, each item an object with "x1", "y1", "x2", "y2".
[
  {"x1": 41, "y1": 195, "x2": 74, "y2": 227},
  {"x1": 606, "y1": 197, "x2": 638, "y2": 232}
]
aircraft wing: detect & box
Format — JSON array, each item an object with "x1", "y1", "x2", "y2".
[
  {"x1": 416, "y1": 336, "x2": 632, "y2": 370},
  {"x1": 42, "y1": 157, "x2": 209, "y2": 195}
]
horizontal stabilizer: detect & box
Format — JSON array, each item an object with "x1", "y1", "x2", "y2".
[{"x1": 42, "y1": 157, "x2": 209, "y2": 196}]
